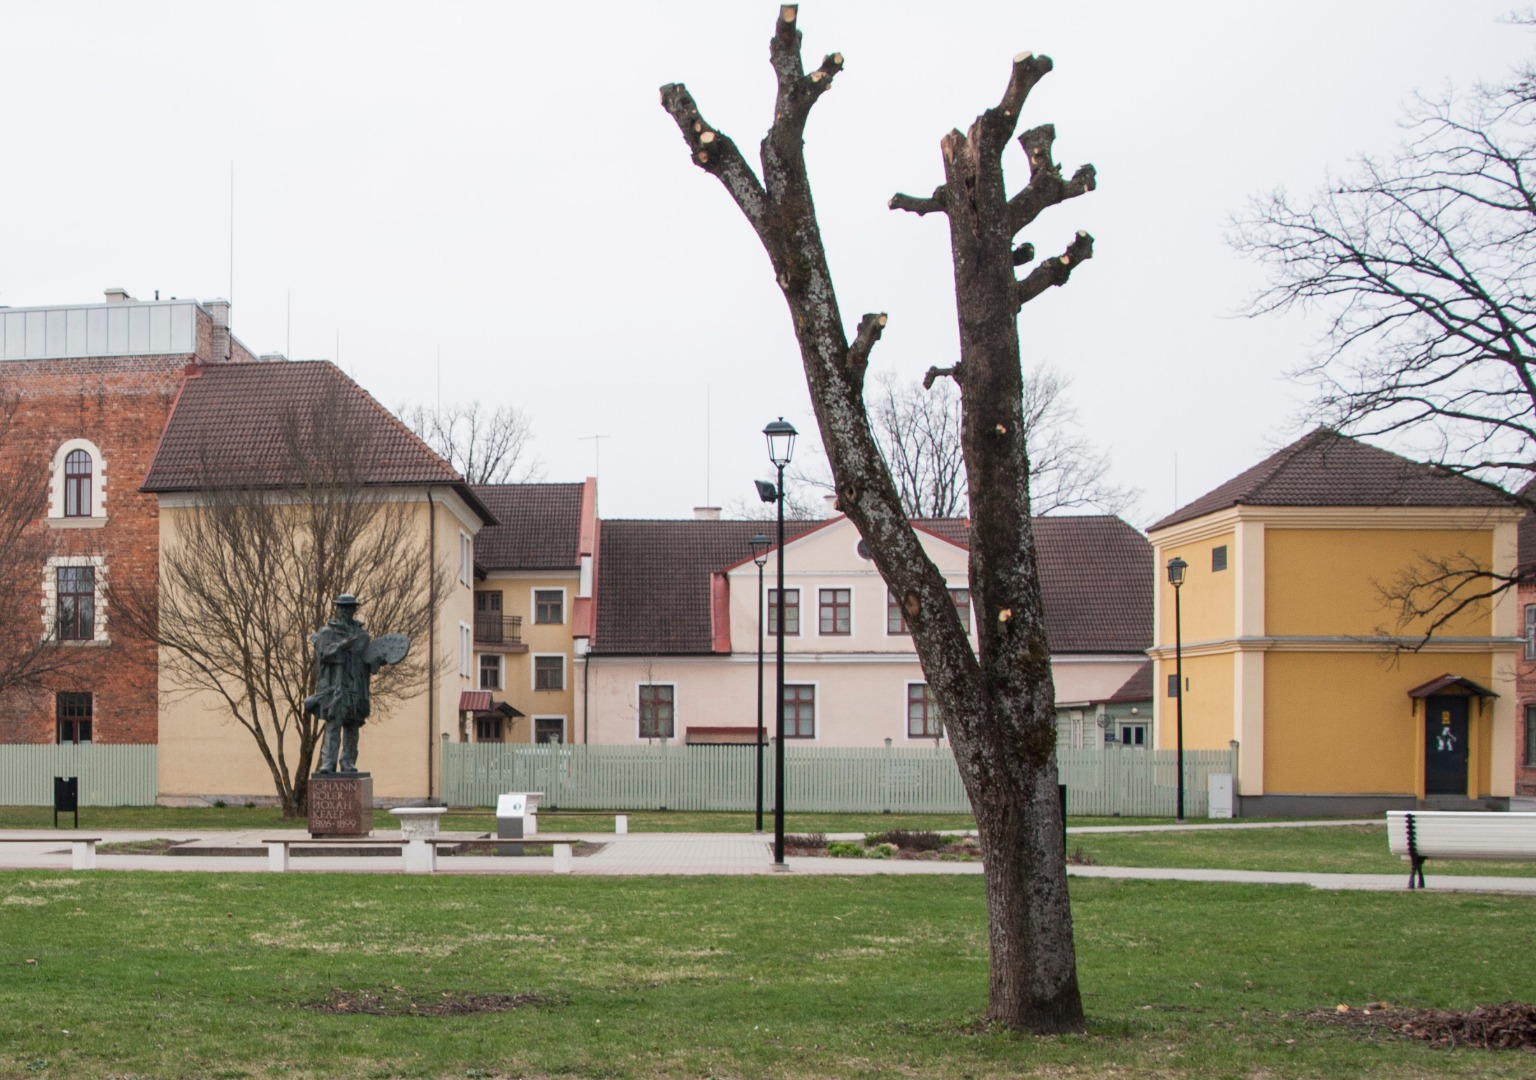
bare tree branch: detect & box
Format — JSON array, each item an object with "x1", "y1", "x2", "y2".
[
  {"x1": 1015, "y1": 231, "x2": 1095, "y2": 309},
  {"x1": 397, "y1": 401, "x2": 543, "y2": 485}
]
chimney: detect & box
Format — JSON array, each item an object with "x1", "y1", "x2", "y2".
[
  {"x1": 693, "y1": 507, "x2": 722, "y2": 521},
  {"x1": 258, "y1": 352, "x2": 288, "y2": 363},
  {"x1": 204, "y1": 299, "x2": 231, "y2": 363},
  {"x1": 104, "y1": 288, "x2": 133, "y2": 304}
]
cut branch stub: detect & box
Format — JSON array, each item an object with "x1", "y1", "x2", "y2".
[
  {"x1": 923, "y1": 364, "x2": 960, "y2": 389},
  {"x1": 1008, "y1": 123, "x2": 1096, "y2": 235},
  {"x1": 1015, "y1": 230, "x2": 1094, "y2": 309},
  {"x1": 659, "y1": 82, "x2": 768, "y2": 231},
  {"x1": 983, "y1": 52, "x2": 1054, "y2": 152},
  {"x1": 847, "y1": 312, "x2": 889, "y2": 382},
  {"x1": 1012, "y1": 242, "x2": 1036, "y2": 266},
  {"x1": 889, "y1": 185, "x2": 949, "y2": 216}
]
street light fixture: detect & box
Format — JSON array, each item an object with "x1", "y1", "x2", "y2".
[
  {"x1": 1166, "y1": 556, "x2": 1188, "y2": 822},
  {"x1": 763, "y1": 417, "x2": 796, "y2": 865},
  {"x1": 749, "y1": 532, "x2": 772, "y2": 834}
]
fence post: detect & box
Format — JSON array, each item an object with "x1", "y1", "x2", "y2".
[{"x1": 882, "y1": 738, "x2": 893, "y2": 814}]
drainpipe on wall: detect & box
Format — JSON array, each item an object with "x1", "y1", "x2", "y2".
[
  {"x1": 427, "y1": 488, "x2": 438, "y2": 803},
  {"x1": 582, "y1": 653, "x2": 593, "y2": 744}
]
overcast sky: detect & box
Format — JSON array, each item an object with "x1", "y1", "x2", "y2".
[{"x1": 0, "y1": 2, "x2": 1526, "y2": 524}]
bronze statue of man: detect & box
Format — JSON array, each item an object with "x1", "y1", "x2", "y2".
[{"x1": 305, "y1": 594, "x2": 408, "y2": 774}]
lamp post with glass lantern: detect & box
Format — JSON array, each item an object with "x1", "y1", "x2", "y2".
[
  {"x1": 749, "y1": 533, "x2": 771, "y2": 833},
  {"x1": 762, "y1": 418, "x2": 796, "y2": 865},
  {"x1": 1166, "y1": 556, "x2": 1188, "y2": 822}
]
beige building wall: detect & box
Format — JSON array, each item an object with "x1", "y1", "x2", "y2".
[
  {"x1": 472, "y1": 570, "x2": 579, "y2": 743},
  {"x1": 157, "y1": 487, "x2": 482, "y2": 803}
]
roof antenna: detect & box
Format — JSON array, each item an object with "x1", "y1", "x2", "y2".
[{"x1": 580, "y1": 434, "x2": 609, "y2": 515}]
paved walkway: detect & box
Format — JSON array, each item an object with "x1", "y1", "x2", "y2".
[{"x1": 0, "y1": 823, "x2": 1532, "y2": 893}]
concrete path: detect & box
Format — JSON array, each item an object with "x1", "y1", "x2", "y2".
[{"x1": 0, "y1": 823, "x2": 1532, "y2": 893}]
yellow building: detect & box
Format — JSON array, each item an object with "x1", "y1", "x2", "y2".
[
  {"x1": 464, "y1": 481, "x2": 596, "y2": 744},
  {"x1": 1147, "y1": 429, "x2": 1523, "y2": 814},
  {"x1": 144, "y1": 361, "x2": 494, "y2": 804}
]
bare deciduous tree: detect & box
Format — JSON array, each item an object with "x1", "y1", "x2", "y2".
[
  {"x1": 663, "y1": 8, "x2": 1093, "y2": 1033},
  {"x1": 1234, "y1": 41, "x2": 1536, "y2": 635},
  {"x1": 115, "y1": 390, "x2": 446, "y2": 816},
  {"x1": 0, "y1": 390, "x2": 86, "y2": 699},
  {"x1": 398, "y1": 401, "x2": 543, "y2": 485},
  {"x1": 866, "y1": 368, "x2": 1136, "y2": 518}
]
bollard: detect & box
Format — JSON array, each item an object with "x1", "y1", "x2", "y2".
[
  {"x1": 615, "y1": 814, "x2": 629, "y2": 835},
  {"x1": 553, "y1": 843, "x2": 573, "y2": 874}
]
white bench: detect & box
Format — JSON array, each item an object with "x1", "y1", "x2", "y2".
[
  {"x1": 0, "y1": 835, "x2": 101, "y2": 869},
  {"x1": 1385, "y1": 811, "x2": 1536, "y2": 888},
  {"x1": 262, "y1": 836, "x2": 577, "y2": 874}
]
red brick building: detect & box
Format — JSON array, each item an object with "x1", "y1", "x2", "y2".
[{"x1": 0, "y1": 291, "x2": 258, "y2": 745}]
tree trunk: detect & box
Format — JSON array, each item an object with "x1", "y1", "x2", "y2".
[{"x1": 662, "y1": 8, "x2": 1094, "y2": 1033}]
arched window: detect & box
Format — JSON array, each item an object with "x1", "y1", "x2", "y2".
[{"x1": 64, "y1": 450, "x2": 92, "y2": 518}]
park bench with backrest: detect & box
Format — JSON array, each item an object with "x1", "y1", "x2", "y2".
[
  {"x1": 1385, "y1": 810, "x2": 1536, "y2": 889},
  {"x1": 0, "y1": 835, "x2": 102, "y2": 869}
]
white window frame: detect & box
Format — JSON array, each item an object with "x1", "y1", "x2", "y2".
[
  {"x1": 780, "y1": 681, "x2": 818, "y2": 740},
  {"x1": 815, "y1": 586, "x2": 853, "y2": 638},
  {"x1": 533, "y1": 715, "x2": 567, "y2": 744},
  {"x1": 43, "y1": 555, "x2": 108, "y2": 643},
  {"x1": 458, "y1": 622, "x2": 472, "y2": 677},
  {"x1": 905, "y1": 681, "x2": 941, "y2": 739},
  {"x1": 767, "y1": 587, "x2": 800, "y2": 636},
  {"x1": 532, "y1": 652, "x2": 565, "y2": 692},
  {"x1": 48, "y1": 438, "x2": 107, "y2": 524},
  {"x1": 458, "y1": 531, "x2": 474, "y2": 588},
  {"x1": 637, "y1": 683, "x2": 676, "y2": 740},
  {"x1": 531, "y1": 586, "x2": 567, "y2": 626}
]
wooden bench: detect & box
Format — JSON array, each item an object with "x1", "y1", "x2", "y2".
[
  {"x1": 0, "y1": 835, "x2": 102, "y2": 870},
  {"x1": 1385, "y1": 811, "x2": 1536, "y2": 888},
  {"x1": 261, "y1": 835, "x2": 580, "y2": 874}
]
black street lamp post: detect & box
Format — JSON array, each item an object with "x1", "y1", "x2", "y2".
[
  {"x1": 1167, "y1": 556, "x2": 1188, "y2": 822},
  {"x1": 762, "y1": 417, "x2": 796, "y2": 866},
  {"x1": 749, "y1": 533, "x2": 771, "y2": 834}
]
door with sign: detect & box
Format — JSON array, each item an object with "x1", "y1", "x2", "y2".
[{"x1": 1423, "y1": 695, "x2": 1470, "y2": 796}]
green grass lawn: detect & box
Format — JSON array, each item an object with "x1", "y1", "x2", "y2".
[
  {"x1": 1068, "y1": 823, "x2": 1536, "y2": 878},
  {"x1": 0, "y1": 871, "x2": 1531, "y2": 1078}
]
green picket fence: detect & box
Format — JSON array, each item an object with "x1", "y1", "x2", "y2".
[
  {"x1": 0, "y1": 744, "x2": 159, "y2": 806},
  {"x1": 441, "y1": 741, "x2": 1236, "y2": 817}
]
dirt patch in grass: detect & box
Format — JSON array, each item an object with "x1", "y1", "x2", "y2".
[
  {"x1": 1316, "y1": 1000, "x2": 1536, "y2": 1051},
  {"x1": 98, "y1": 838, "x2": 186, "y2": 855},
  {"x1": 304, "y1": 986, "x2": 556, "y2": 1016}
]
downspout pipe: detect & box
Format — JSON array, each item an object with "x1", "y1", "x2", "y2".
[{"x1": 427, "y1": 488, "x2": 437, "y2": 803}]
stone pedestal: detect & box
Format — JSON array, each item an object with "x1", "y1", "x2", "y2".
[{"x1": 308, "y1": 773, "x2": 373, "y2": 837}]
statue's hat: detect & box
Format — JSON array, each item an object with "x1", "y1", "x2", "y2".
[{"x1": 334, "y1": 593, "x2": 362, "y2": 608}]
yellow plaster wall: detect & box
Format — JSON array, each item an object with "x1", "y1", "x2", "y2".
[
  {"x1": 1262, "y1": 650, "x2": 1494, "y2": 795},
  {"x1": 1158, "y1": 533, "x2": 1236, "y2": 645},
  {"x1": 1266, "y1": 529, "x2": 1493, "y2": 638},
  {"x1": 158, "y1": 492, "x2": 477, "y2": 802},
  {"x1": 475, "y1": 572, "x2": 579, "y2": 742},
  {"x1": 1156, "y1": 652, "x2": 1233, "y2": 750}
]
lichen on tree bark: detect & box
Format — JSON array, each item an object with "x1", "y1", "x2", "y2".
[{"x1": 662, "y1": 7, "x2": 1095, "y2": 1033}]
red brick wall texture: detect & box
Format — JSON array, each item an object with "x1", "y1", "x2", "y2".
[{"x1": 0, "y1": 355, "x2": 189, "y2": 744}]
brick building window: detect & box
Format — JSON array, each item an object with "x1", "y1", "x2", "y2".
[
  {"x1": 64, "y1": 450, "x2": 92, "y2": 518},
  {"x1": 907, "y1": 683, "x2": 940, "y2": 738},
  {"x1": 1525, "y1": 604, "x2": 1536, "y2": 662},
  {"x1": 639, "y1": 684, "x2": 674, "y2": 739},
  {"x1": 818, "y1": 588, "x2": 851, "y2": 635},
  {"x1": 57, "y1": 692, "x2": 92, "y2": 744},
  {"x1": 1527, "y1": 704, "x2": 1536, "y2": 768},
  {"x1": 768, "y1": 588, "x2": 799, "y2": 635},
  {"x1": 533, "y1": 654, "x2": 564, "y2": 691},
  {"x1": 56, "y1": 566, "x2": 95, "y2": 641},
  {"x1": 782, "y1": 684, "x2": 816, "y2": 738},
  {"x1": 49, "y1": 439, "x2": 105, "y2": 521}
]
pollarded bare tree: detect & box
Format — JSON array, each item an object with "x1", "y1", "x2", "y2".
[
  {"x1": 114, "y1": 386, "x2": 447, "y2": 817},
  {"x1": 398, "y1": 401, "x2": 544, "y2": 485},
  {"x1": 1234, "y1": 39, "x2": 1536, "y2": 635},
  {"x1": 662, "y1": 7, "x2": 1094, "y2": 1033}
]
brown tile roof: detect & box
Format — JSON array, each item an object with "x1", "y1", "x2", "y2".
[
  {"x1": 473, "y1": 483, "x2": 586, "y2": 571},
  {"x1": 1150, "y1": 428, "x2": 1513, "y2": 532},
  {"x1": 592, "y1": 519, "x2": 821, "y2": 655},
  {"x1": 1097, "y1": 660, "x2": 1153, "y2": 704},
  {"x1": 592, "y1": 515, "x2": 1151, "y2": 657},
  {"x1": 143, "y1": 361, "x2": 492, "y2": 522}
]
